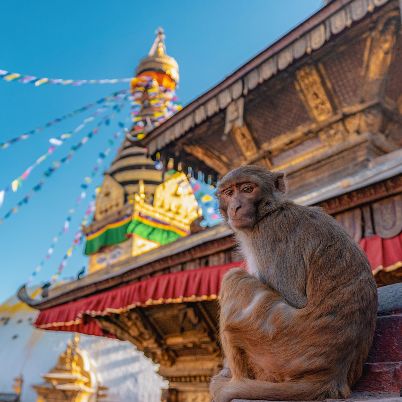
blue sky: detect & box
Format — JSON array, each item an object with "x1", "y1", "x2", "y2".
[{"x1": 0, "y1": 0, "x2": 322, "y2": 301}]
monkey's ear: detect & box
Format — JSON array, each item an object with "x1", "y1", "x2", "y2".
[{"x1": 274, "y1": 172, "x2": 286, "y2": 193}]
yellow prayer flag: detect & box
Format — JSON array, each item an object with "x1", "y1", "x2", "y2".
[
  {"x1": 35, "y1": 78, "x2": 49, "y2": 86},
  {"x1": 4, "y1": 73, "x2": 21, "y2": 81},
  {"x1": 11, "y1": 179, "x2": 20, "y2": 192}
]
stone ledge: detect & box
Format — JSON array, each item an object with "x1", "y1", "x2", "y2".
[{"x1": 233, "y1": 392, "x2": 402, "y2": 402}]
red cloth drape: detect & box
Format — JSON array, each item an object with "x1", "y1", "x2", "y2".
[
  {"x1": 34, "y1": 233, "x2": 402, "y2": 337},
  {"x1": 34, "y1": 261, "x2": 242, "y2": 336},
  {"x1": 359, "y1": 233, "x2": 402, "y2": 274}
]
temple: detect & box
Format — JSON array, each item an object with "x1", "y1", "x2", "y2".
[{"x1": 19, "y1": 1, "x2": 402, "y2": 401}]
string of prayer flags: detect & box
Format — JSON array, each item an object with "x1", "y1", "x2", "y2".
[
  {"x1": 26, "y1": 127, "x2": 125, "y2": 285},
  {"x1": 0, "y1": 94, "x2": 128, "y2": 198},
  {"x1": 0, "y1": 89, "x2": 128, "y2": 150},
  {"x1": 189, "y1": 177, "x2": 222, "y2": 227},
  {"x1": 127, "y1": 75, "x2": 182, "y2": 142},
  {"x1": 0, "y1": 69, "x2": 132, "y2": 87},
  {"x1": 9, "y1": 143, "x2": 60, "y2": 194},
  {"x1": 27, "y1": 196, "x2": 95, "y2": 285},
  {"x1": 50, "y1": 200, "x2": 96, "y2": 284},
  {"x1": 0, "y1": 99, "x2": 129, "y2": 224}
]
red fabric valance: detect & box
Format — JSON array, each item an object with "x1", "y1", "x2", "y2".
[
  {"x1": 34, "y1": 261, "x2": 242, "y2": 336},
  {"x1": 359, "y1": 233, "x2": 402, "y2": 275},
  {"x1": 34, "y1": 233, "x2": 402, "y2": 337}
]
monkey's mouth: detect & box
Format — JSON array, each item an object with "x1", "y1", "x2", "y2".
[{"x1": 229, "y1": 216, "x2": 254, "y2": 229}]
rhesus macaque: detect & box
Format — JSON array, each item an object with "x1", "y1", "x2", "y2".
[{"x1": 210, "y1": 165, "x2": 377, "y2": 402}]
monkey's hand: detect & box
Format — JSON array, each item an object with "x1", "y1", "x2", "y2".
[
  {"x1": 220, "y1": 268, "x2": 250, "y2": 296},
  {"x1": 220, "y1": 268, "x2": 265, "y2": 324},
  {"x1": 210, "y1": 371, "x2": 231, "y2": 402},
  {"x1": 220, "y1": 267, "x2": 286, "y2": 335},
  {"x1": 217, "y1": 363, "x2": 232, "y2": 378},
  {"x1": 220, "y1": 267, "x2": 273, "y2": 306}
]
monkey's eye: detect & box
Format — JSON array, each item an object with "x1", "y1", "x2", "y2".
[
  {"x1": 241, "y1": 184, "x2": 254, "y2": 193},
  {"x1": 223, "y1": 188, "x2": 234, "y2": 197}
]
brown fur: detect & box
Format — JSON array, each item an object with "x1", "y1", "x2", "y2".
[{"x1": 210, "y1": 165, "x2": 377, "y2": 402}]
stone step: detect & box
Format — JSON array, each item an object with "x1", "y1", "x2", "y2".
[
  {"x1": 368, "y1": 314, "x2": 402, "y2": 363},
  {"x1": 355, "y1": 362, "x2": 402, "y2": 394}
]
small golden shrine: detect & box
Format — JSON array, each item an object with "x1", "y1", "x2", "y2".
[
  {"x1": 128, "y1": 171, "x2": 201, "y2": 254},
  {"x1": 87, "y1": 171, "x2": 200, "y2": 273},
  {"x1": 33, "y1": 334, "x2": 97, "y2": 402}
]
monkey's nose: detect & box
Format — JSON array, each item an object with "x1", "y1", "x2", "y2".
[{"x1": 232, "y1": 203, "x2": 241, "y2": 216}]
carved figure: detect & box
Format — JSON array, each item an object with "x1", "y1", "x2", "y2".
[
  {"x1": 295, "y1": 65, "x2": 333, "y2": 122},
  {"x1": 211, "y1": 165, "x2": 377, "y2": 402},
  {"x1": 367, "y1": 17, "x2": 398, "y2": 81}
]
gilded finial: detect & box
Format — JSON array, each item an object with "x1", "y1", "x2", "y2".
[
  {"x1": 72, "y1": 332, "x2": 80, "y2": 349},
  {"x1": 149, "y1": 27, "x2": 166, "y2": 57},
  {"x1": 136, "y1": 27, "x2": 179, "y2": 84}
]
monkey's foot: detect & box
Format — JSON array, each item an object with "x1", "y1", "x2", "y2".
[
  {"x1": 210, "y1": 373, "x2": 231, "y2": 402},
  {"x1": 211, "y1": 380, "x2": 240, "y2": 402}
]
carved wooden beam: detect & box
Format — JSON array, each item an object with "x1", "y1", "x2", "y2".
[
  {"x1": 224, "y1": 96, "x2": 272, "y2": 167},
  {"x1": 183, "y1": 144, "x2": 230, "y2": 175},
  {"x1": 97, "y1": 316, "x2": 140, "y2": 345},
  {"x1": 133, "y1": 309, "x2": 176, "y2": 366},
  {"x1": 295, "y1": 64, "x2": 334, "y2": 123},
  {"x1": 319, "y1": 173, "x2": 402, "y2": 214},
  {"x1": 97, "y1": 312, "x2": 175, "y2": 366},
  {"x1": 193, "y1": 302, "x2": 219, "y2": 344},
  {"x1": 232, "y1": 125, "x2": 258, "y2": 160}
]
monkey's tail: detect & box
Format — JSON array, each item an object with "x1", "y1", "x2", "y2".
[{"x1": 217, "y1": 378, "x2": 349, "y2": 402}]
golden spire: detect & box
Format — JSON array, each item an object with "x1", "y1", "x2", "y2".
[
  {"x1": 136, "y1": 27, "x2": 179, "y2": 85},
  {"x1": 148, "y1": 27, "x2": 167, "y2": 57},
  {"x1": 33, "y1": 331, "x2": 96, "y2": 400}
]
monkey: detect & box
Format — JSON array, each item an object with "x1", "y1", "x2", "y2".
[{"x1": 210, "y1": 165, "x2": 377, "y2": 402}]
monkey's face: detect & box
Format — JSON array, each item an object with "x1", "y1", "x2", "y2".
[{"x1": 218, "y1": 181, "x2": 262, "y2": 230}]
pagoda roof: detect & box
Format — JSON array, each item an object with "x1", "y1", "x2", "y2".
[{"x1": 141, "y1": 0, "x2": 394, "y2": 156}]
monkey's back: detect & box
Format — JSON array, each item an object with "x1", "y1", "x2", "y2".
[
  {"x1": 304, "y1": 206, "x2": 377, "y2": 387},
  {"x1": 250, "y1": 203, "x2": 378, "y2": 391}
]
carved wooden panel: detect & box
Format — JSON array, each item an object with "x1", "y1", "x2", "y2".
[
  {"x1": 372, "y1": 194, "x2": 402, "y2": 239},
  {"x1": 295, "y1": 65, "x2": 333, "y2": 122},
  {"x1": 335, "y1": 208, "x2": 362, "y2": 242},
  {"x1": 183, "y1": 145, "x2": 230, "y2": 174},
  {"x1": 362, "y1": 205, "x2": 375, "y2": 237}
]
